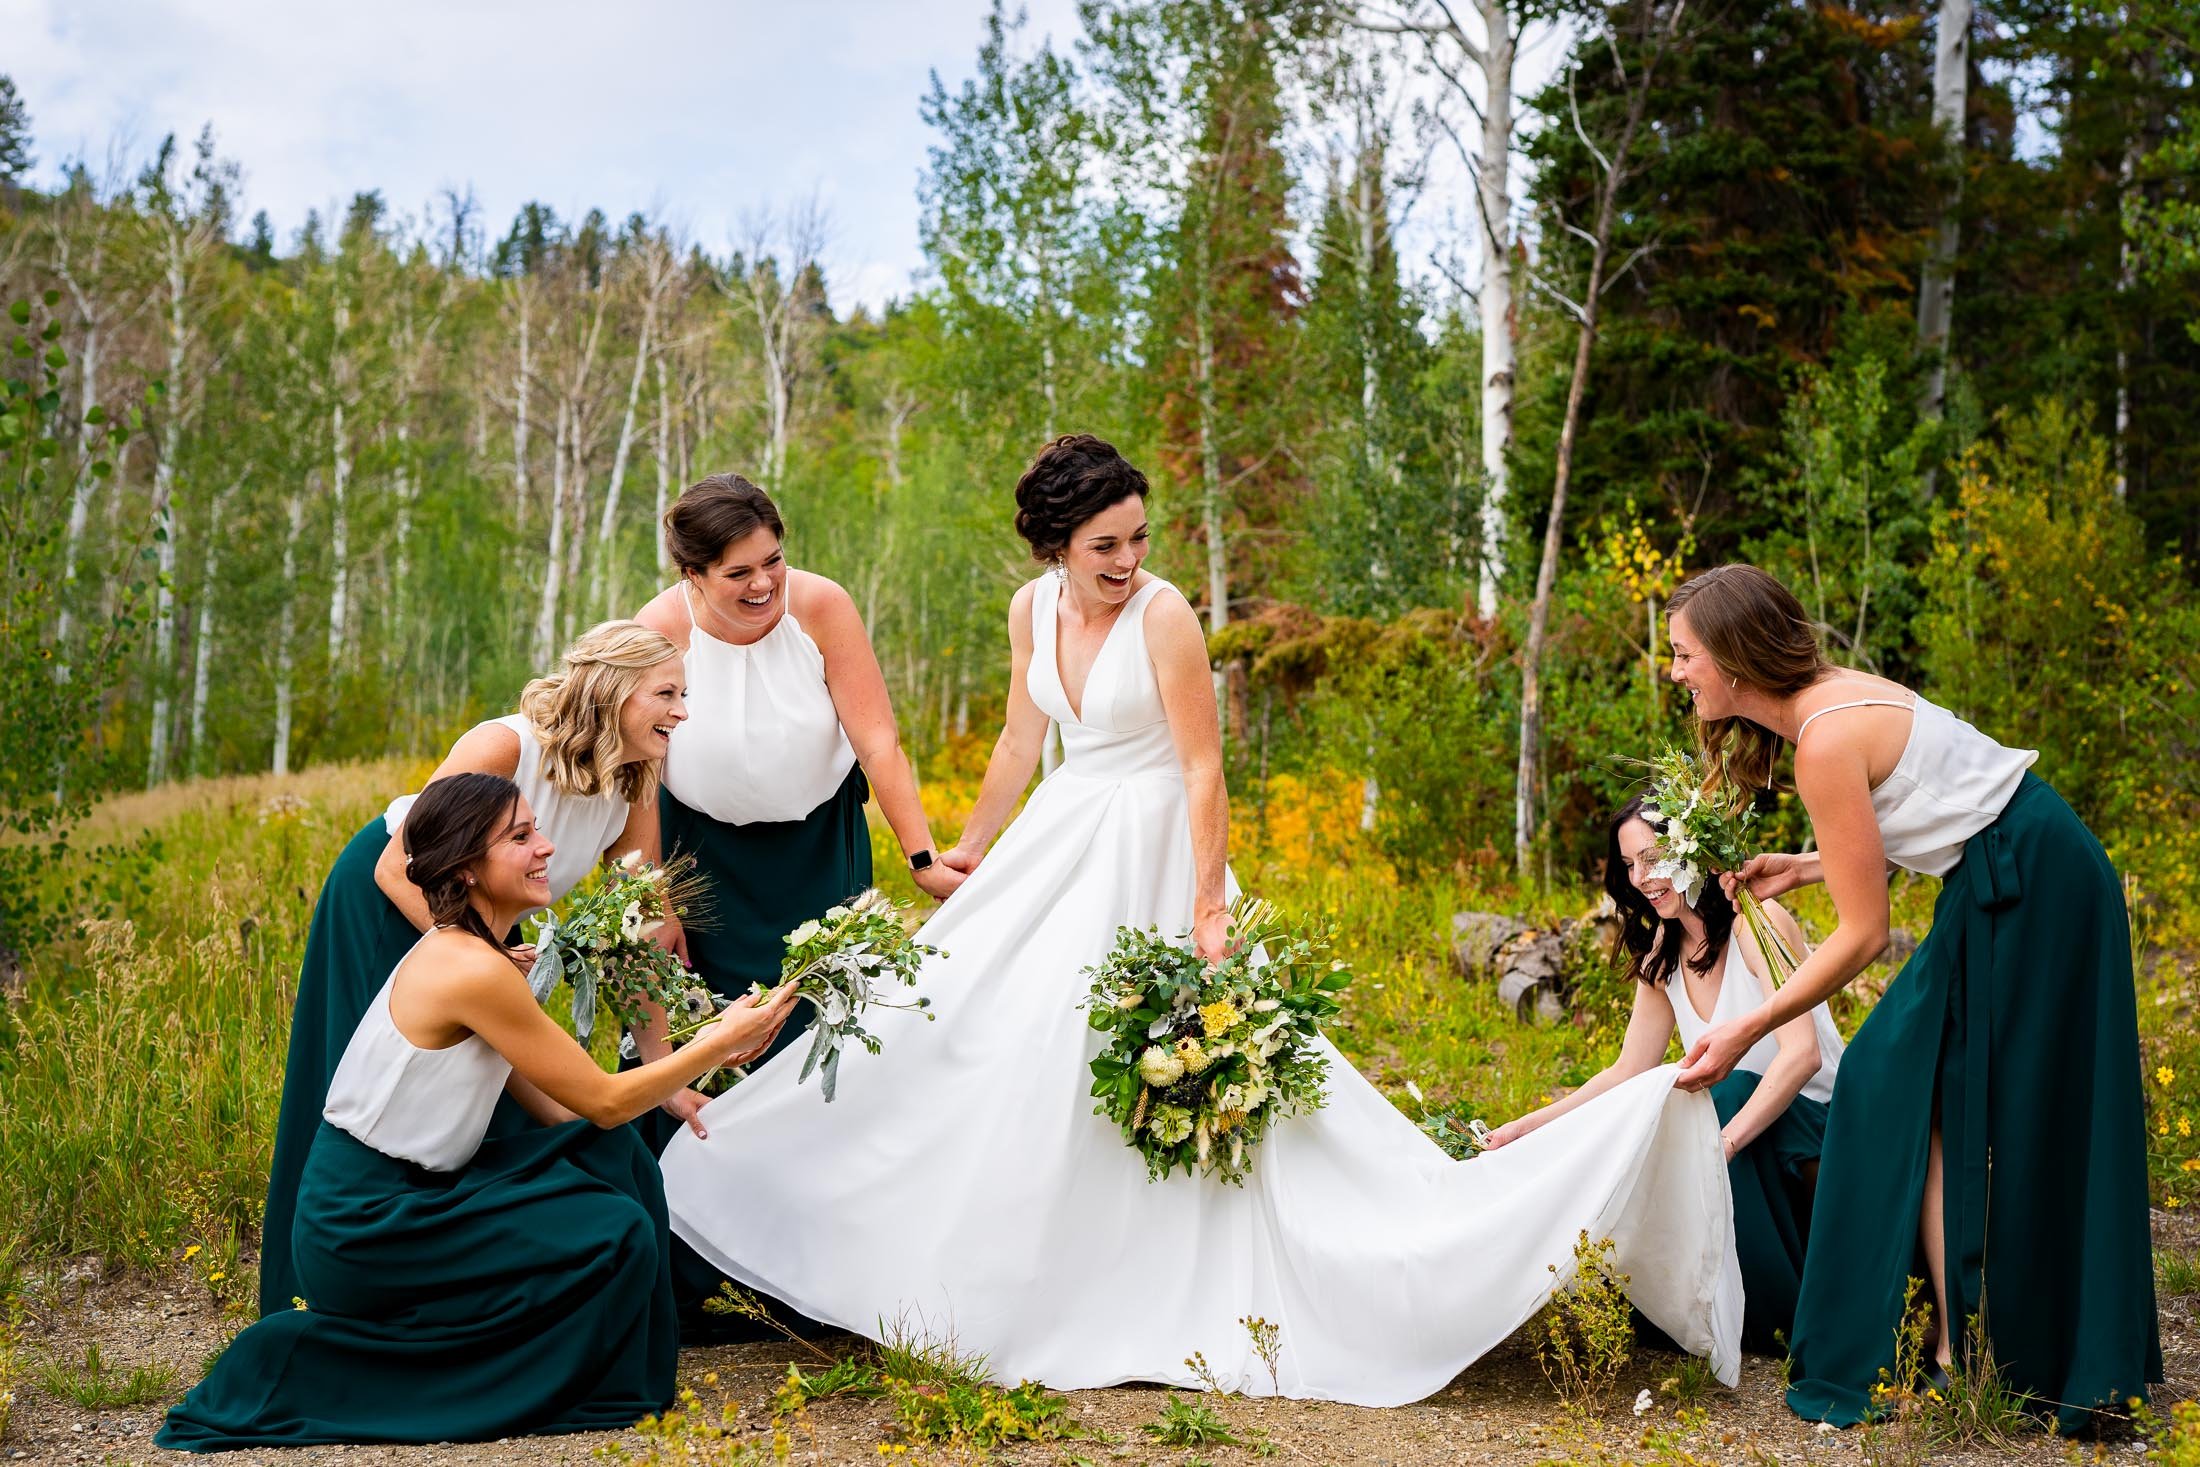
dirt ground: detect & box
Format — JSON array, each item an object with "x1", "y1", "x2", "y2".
[{"x1": 6, "y1": 1214, "x2": 2192, "y2": 1467}]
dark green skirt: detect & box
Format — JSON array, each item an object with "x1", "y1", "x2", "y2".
[
  {"x1": 636, "y1": 766, "x2": 870, "y2": 1339},
  {"x1": 1785, "y1": 775, "x2": 2162, "y2": 1432},
  {"x1": 1713, "y1": 1070, "x2": 1827, "y2": 1354},
  {"x1": 259, "y1": 817, "x2": 530, "y2": 1318},
  {"x1": 161, "y1": 1120, "x2": 676, "y2": 1451}
]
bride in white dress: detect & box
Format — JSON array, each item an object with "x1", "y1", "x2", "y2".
[{"x1": 661, "y1": 434, "x2": 1742, "y2": 1405}]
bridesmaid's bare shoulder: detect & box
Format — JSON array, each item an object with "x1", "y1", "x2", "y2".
[{"x1": 634, "y1": 584, "x2": 691, "y2": 650}]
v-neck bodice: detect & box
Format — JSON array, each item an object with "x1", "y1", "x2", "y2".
[{"x1": 1027, "y1": 575, "x2": 1180, "y2": 782}]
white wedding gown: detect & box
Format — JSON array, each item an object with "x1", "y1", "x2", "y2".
[{"x1": 661, "y1": 575, "x2": 1742, "y2": 1406}]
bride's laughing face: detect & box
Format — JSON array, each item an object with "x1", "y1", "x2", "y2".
[
  {"x1": 1617, "y1": 816, "x2": 1685, "y2": 921},
  {"x1": 691, "y1": 526, "x2": 787, "y2": 633},
  {"x1": 1063, "y1": 495, "x2": 1149, "y2": 606}
]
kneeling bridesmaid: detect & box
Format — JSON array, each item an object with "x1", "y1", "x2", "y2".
[
  {"x1": 1490, "y1": 798, "x2": 1843, "y2": 1352},
  {"x1": 159, "y1": 773, "x2": 799, "y2": 1452},
  {"x1": 258, "y1": 620, "x2": 688, "y2": 1317}
]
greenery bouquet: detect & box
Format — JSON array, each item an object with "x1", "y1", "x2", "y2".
[
  {"x1": 1640, "y1": 746, "x2": 1802, "y2": 982},
  {"x1": 530, "y1": 851, "x2": 708, "y2": 1043},
  {"x1": 1083, "y1": 896, "x2": 1353, "y2": 1186}
]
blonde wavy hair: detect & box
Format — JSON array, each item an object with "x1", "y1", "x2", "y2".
[
  {"x1": 517, "y1": 620, "x2": 681, "y2": 804},
  {"x1": 1665, "y1": 563, "x2": 1831, "y2": 792}
]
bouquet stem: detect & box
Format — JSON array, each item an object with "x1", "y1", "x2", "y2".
[{"x1": 1734, "y1": 888, "x2": 1801, "y2": 985}]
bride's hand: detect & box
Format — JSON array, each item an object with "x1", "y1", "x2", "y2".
[
  {"x1": 937, "y1": 844, "x2": 982, "y2": 877},
  {"x1": 661, "y1": 1088, "x2": 712, "y2": 1140},
  {"x1": 1482, "y1": 1117, "x2": 1534, "y2": 1150},
  {"x1": 912, "y1": 862, "x2": 967, "y2": 902},
  {"x1": 1720, "y1": 852, "x2": 1810, "y2": 904},
  {"x1": 1192, "y1": 908, "x2": 1231, "y2": 964}
]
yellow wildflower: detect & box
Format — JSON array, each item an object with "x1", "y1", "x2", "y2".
[
  {"x1": 2181, "y1": 1117, "x2": 2193, "y2": 1138},
  {"x1": 2183, "y1": 1159, "x2": 2200, "y2": 1173},
  {"x1": 2158, "y1": 1066, "x2": 2177, "y2": 1087},
  {"x1": 207, "y1": 1271, "x2": 226, "y2": 1284},
  {"x1": 182, "y1": 1243, "x2": 202, "y2": 1261}
]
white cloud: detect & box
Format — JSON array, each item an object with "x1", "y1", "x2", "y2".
[{"x1": 1, "y1": 0, "x2": 1081, "y2": 310}]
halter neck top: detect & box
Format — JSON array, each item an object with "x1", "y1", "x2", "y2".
[
  {"x1": 662, "y1": 587, "x2": 857, "y2": 824},
  {"x1": 383, "y1": 714, "x2": 629, "y2": 913},
  {"x1": 323, "y1": 937, "x2": 514, "y2": 1171},
  {"x1": 1663, "y1": 940, "x2": 1843, "y2": 1104},
  {"x1": 1796, "y1": 690, "x2": 2036, "y2": 878}
]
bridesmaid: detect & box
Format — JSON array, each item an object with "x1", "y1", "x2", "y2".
[
  {"x1": 160, "y1": 774, "x2": 799, "y2": 1451},
  {"x1": 1666, "y1": 564, "x2": 2160, "y2": 1430},
  {"x1": 1489, "y1": 796, "x2": 1844, "y2": 1353},
  {"x1": 258, "y1": 620, "x2": 688, "y2": 1317},
  {"x1": 631, "y1": 472, "x2": 964, "y2": 1142}
]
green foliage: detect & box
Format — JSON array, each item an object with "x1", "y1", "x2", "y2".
[
  {"x1": 34, "y1": 1342, "x2": 179, "y2": 1410},
  {"x1": 1141, "y1": 1394, "x2": 1240, "y2": 1447},
  {"x1": 1535, "y1": 1232, "x2": 1634, "y2": 1411},
  {"x1": 884, "y1": 1370, "x2": 1072, "y2": 1448},
  {"x1": 0, "y1": 294, "x2": 141, "y2": 957},
  {"x1": 1914, "y1": 400, "x2": 2200, "y2": 932},
  {"x1": 1748, "y1": 316, "x2": 1938, "y2": 671},
  {"x1": 2157, "y1": 1247, "x2": 2200, "y2": 1298}
]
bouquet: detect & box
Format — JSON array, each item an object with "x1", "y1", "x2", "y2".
[
  {"x1": 652, "y1": 889, "x2": 944, "y2": 1102},
  {"x1": 1403, "y1": 1080, "x2": 1495, "y2": 1160},
  {"x1": 1640, "y1": 746, "x2": 1802, "y2": 982},
  {"x1": 530, "y1": 851, "x2": 708, "y2": 1043},
  {"x1": 1082, "y1": 896, "x2": 1353, "y2": 1186}
]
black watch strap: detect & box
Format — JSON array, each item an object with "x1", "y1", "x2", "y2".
[{"x1": 908, "y1": 848, "x2": 935, "y2": 872}]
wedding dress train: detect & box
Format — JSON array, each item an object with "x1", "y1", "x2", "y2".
[{"x1": 661, "y1": 576, "x2": 1741, "y2": 1405}]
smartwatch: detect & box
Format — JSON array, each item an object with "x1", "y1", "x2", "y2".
[{"x1": 908, "y1": 849, "x2": 935, "y2": 872}]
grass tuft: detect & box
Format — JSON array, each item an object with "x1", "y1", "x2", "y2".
[{"x1": 35, "y1": 1342, "x2": 180, "y2": 1409}]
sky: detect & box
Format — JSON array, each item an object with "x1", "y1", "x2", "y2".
[
  {"x1": 4, "y1": 0, "x2": 1560, "y2": 312},
  {"x1": 2, "y1": 0, "x2": 1085, "y2": 310}
]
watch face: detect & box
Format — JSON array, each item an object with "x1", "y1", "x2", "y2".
[{"x1": 910, "y1": 850, "x2": 934, "y2": 871}]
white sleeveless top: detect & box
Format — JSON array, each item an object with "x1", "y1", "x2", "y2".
[
  {"x1": 1796, "y1": 691, "x2": 2036, "y2": 877},
  {"x1": 323, "y1": 938, "x2": 514, "y2": 1171},
  {"x1": 1665, "y1": 940, "x2": 1842, "y2": 1105},
  {"x1": 1026, "y1": 575, "x2": 1182, "y2": 783},
  {"x1": 383, "y1": 715, "x2": 629, "y2": 914},
  {"x1": 662, "y1": 588, "x2": 857, "y2": 824}
]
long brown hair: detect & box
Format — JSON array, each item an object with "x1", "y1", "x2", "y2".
[
  {"x1": 1665, "y1": 563, "x2": 1830, "y2": 791},
  {"x1": 403, "y1": 772, "x2": 522, "y2": 954}
]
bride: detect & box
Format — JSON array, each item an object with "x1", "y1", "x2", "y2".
[{"x1": 661, "y1": 434, "x2": 1742, "y2": 1405}]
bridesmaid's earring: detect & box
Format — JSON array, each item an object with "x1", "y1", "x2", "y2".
[{"x1": 1052, "y1": 556, "x2": 1067, "y2": 585}]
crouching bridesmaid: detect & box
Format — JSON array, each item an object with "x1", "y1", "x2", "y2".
[{"x1": 159, "y1": 773, "x2": 799, "y2": 1451}]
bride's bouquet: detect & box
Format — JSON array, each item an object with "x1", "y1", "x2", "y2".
[
  {"x1": 648, "y1": 889, "x2": 943, "y2": 1102},
  {"x1": 1640, "y1": 746, "x2": 1803, "y2": 982},
  {"x1": 530, "y1": 851, "x2": 707, "y2": 1043},
  {"x1": 1082, "y1": 896, "x2": 1353, "y2": 1186}
]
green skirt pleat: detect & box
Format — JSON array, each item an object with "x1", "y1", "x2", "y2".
[
  {"x1": 1785, "y1": 775, "x2": 2162, "y2": 1432},
  {"x1": 259, "y1": 817, "x2": 531, "y2": 1318},
  {"x1": 161, "y1": 1121, "x2": 676, "y2": 1451},
  {"x1": 1712, "y1": 1071, "x2": 1827, "y2": 1354},
  {"x1": 636, "y1": 766, "x2": 870, "y2": 1340}
]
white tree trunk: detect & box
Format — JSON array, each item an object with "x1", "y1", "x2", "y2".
[
  {"x1": 1192, "y1": 267, "x2": 1230, "y2": 734},
  {"x1": 1916, "y1": 0, "x2": 1971, "y2": 423},
  {"x1": 326, "y1": 297, "x2": 353, "y2": 670},
  {"x1": 188, "y1": 479, "x2": 238, "y2": 774},
  {"x1": 53, "y1": 315, "x2": 101, "y2": 677},
  {"x1": 1475, "y1": 0, "x2": 1517, "y2": 616},
  {"x1": 146, "y1": 236, "x2": 189, "y2": 787},
  {"x1": 591, "y1": 295, "x2": 656, "y2": 619},
  {"x1": 272, "y1": 489, "x2": 307, "y2": 777},
  {"x1": 653, "y1": 355, "x2": 674, "y2": 579},
  {"x1": 535, "y1": 398, "x2": 571, "y2": 665},
  {"x1": 512, "y1": 292, "x2": 534, "y2": 527},
  {"x1": 392, "y1": 419, "x2": 415, "y2": 645}
]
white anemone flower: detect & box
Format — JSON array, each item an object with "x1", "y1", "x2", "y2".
[{"x1": 786, "y1": 919, "x2": 822, "y2": 947}]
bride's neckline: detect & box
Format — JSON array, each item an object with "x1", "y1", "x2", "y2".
[{"x1": 1052, "y1": 574, "x2": 1151, "y2": 724}]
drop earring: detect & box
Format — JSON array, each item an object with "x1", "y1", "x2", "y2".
[{"x1": 1052, "y1": 556, "x2": 1067, "y2": 585}]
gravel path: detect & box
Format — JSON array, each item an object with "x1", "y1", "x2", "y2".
[{"x1": 7, "y1": 1218, "x2": 2192, "y2": 1466}]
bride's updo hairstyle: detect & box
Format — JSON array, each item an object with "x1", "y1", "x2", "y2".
[
  {"x1": 1604, "y1": 795, "x2": 1734, "y2": 987},
  {"x1": 1665, "y1": 563, "x2": 1831, "y2": 793},
  {"x1": 664, "y1": 473, "x2": 785, "y2": 575},
  {"x1": 517, "y1": 620, "x2": 679, "y2": 805},
  {"x1": 1013, "y1": 434, "x2": 1150, "y2": 563},
  {"x1": 403, "y1": 772, "x2": 522, "y2": 953}
]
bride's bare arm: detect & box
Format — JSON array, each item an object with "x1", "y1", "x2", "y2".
[
  {"x1": 1147, "y1": 590, "x2": 1229, "y2": 960},
  {"x1": 940, "y1": 583, "x2": 1052, "y2": 870}
]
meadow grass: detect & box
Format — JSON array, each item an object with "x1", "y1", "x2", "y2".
[{"x1": 4, "y1": 753, "x2": 2196, "y2": 1278}]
